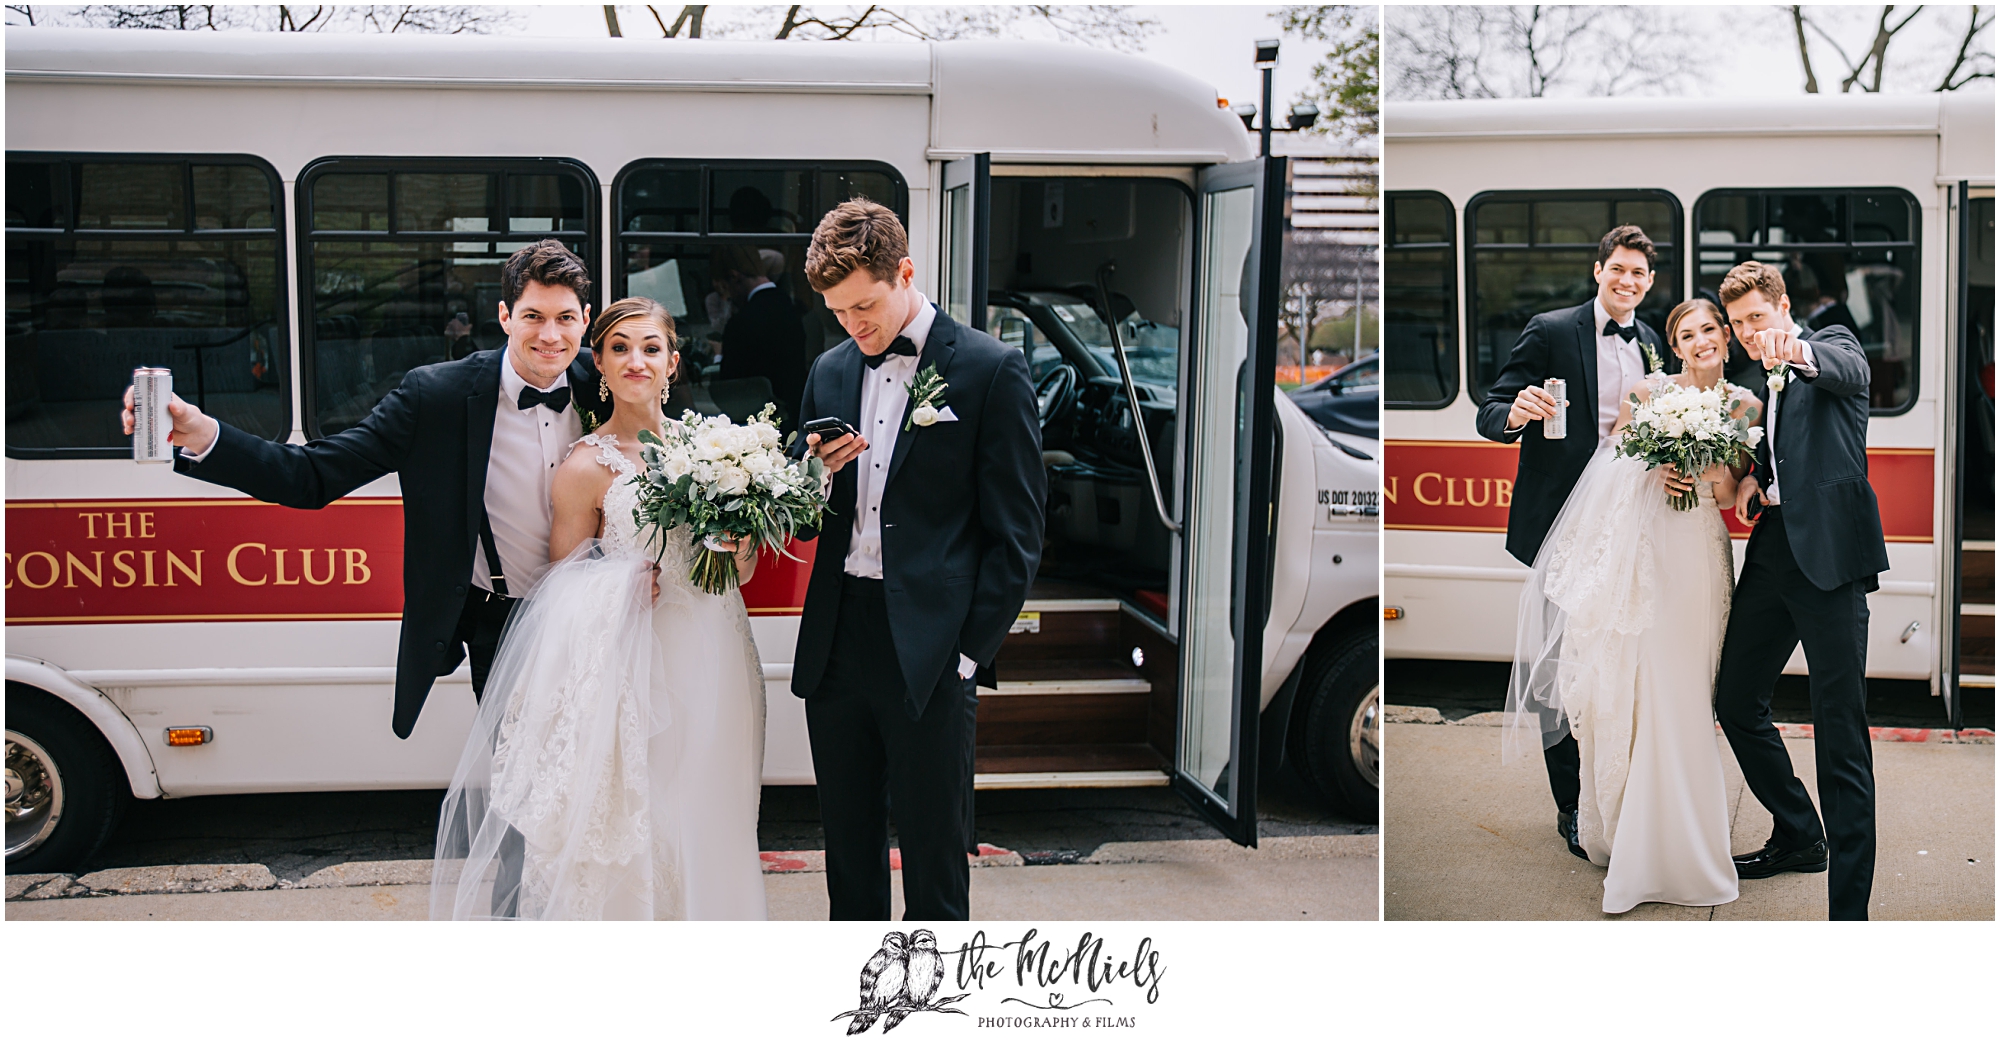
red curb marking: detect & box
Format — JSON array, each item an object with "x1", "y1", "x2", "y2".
[
  {"x1": 1712, "y1": 723, "x2": 1990, "y2": 743},
  {"x1": 759, "y1": 844, "x2": 1017, "y2": 874},
  {"x1": 758, "y1": 853, "x2": 810, "y2": 872}
]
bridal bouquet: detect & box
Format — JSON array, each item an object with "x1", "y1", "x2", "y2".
[
  {"x1": 632, "y1": 406, "x2": 828, "y2": 595},
  {"x1": 1616, "y1": 382, "x2": 1762, "y2": 511}
]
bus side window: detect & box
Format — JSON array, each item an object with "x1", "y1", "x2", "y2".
[
  {"x1": 1384, "y1": 191, "x2": 1457, "y2": 409},
  {"x1": 1464, "y1": 190, "x2": 1684, "y2": 407},
  {"x1": 6, "y1": 155, "x2": 288, "y2": 458},
  {"x1": 299, "y1": 160, "x2": 598, "y2": 439},
  {"x1": 611, "y1": 160, "x2": 911, "y2": 419},
  {"x1": 1695, "y1": 189, "x2": 1920, "y2": 413}
]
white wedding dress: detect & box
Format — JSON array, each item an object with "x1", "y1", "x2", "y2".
[
  {"x1": 1505, "y1": 384, "x2": 1749, "y2": 914},
  {"x1": 430, "y1": 433, "x2": 768, "y2": 920}
]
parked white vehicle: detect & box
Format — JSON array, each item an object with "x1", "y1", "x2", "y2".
[
  {"x1": 1381, "y1": 94, "x2": 1994, "y2": 727},
  {"x1": 4, "y1": 29, "x2": 1379, "y2": 871}
]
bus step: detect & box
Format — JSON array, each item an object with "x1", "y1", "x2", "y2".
[{"x1": 974, "y1": 743, "x2": 1166, "y2": 776}]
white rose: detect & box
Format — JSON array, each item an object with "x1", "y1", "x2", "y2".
[
  {"x1": 755, "y1": 424, "x2": 782, "y2": 449},
  {"x1": 1746, "y1": 427, "x2": 1765, "y2": 449},
  {"x1": 715, "y1": 465, "x2": 752, "y2": 497},
  {"x1": 1663, "y1": 415, "x2": 1686, "y2": 438},
  {"x1": 912, "y1": 404, "x2": 939, "y2": 427}
]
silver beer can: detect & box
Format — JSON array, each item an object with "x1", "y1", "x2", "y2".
[
  {"x1": 1542, "y1": 377, "x2": 1567, "y2": 440},
  {"x1": 132, "y1": 367, "x2": 174, "y2": 463}
]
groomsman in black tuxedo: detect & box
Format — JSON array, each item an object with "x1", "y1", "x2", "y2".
[
  {"x1": 122, "y1": 240, "x2": 609, "y2": 737},
  {"x1": 793, "y1": 200, "x2": 1045, "y2": 921},
  {"x1": 1715, "y1": 261, "x2": 1887, "y2": 921},
  {"x1": 1475, "y1": 224, "x2": 1669, "y2": 860}
]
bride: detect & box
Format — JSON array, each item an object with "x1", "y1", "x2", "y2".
[
  {"x1": 431, "y1": 297, "x2": 770, "y2": 920},
  {"x1": 1505, "y1": 297, "x2": 1758, "y2": 914}
]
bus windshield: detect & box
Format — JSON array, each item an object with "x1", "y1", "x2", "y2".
[{"x1": 1033, "y1": 292, "x2": 1180, "y2": 389}]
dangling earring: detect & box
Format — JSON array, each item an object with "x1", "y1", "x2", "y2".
[
  {"x1": 599, "y1": 375, "x2": 610, "y2": 402},
  {"x1": 659, "y1": 376, "x2": 672, "y2": 407}
]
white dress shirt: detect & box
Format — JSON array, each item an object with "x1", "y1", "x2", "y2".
[
  {"x1": 845, "y1": 295, "x2": 934, "y2": 579},
  {"x1": 840, "y1": 294, "x2": 977, "y2": 680},
  {"x1": 1761, "y1": 324, "x2": 1819, "y2": 507},
  {"x1": 1592, "y1": 298, "x2": 1648, "y2": 445},
  {"x1": 474, "y1": 354, "x2": 581, "y2": 598}
]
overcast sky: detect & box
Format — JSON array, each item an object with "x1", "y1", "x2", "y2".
[{"x1": 524, "y1": 4, "x2": 1327, "y2": 119}]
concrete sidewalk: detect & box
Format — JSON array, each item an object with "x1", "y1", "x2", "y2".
[
  {"x1": 1384, "y1": 722, "x2": 1993, "y2": 920},
  {"x1": 6, "y1": 834, "x2": 1378, "y2": 921}
]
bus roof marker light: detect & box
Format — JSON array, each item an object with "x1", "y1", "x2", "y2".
[{"x1": 164, "y1": 727, "x2": 212, "y2": 747}]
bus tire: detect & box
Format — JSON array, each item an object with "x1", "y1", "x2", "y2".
[
  {"x1": 5, "y1": 684, "x2": 129, "y2": 874},
  {"x1": 1296, "y1": 634, "x2": 1379, "y2": 824}
]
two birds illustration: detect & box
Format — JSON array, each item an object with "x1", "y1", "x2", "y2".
[{"x1": 849, "y1": 929, "x2": 943, "y2": 1034}]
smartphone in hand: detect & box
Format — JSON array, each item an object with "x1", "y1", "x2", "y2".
[{"x1": 801, "y1": 416, "x2": 860, "y2": 442}]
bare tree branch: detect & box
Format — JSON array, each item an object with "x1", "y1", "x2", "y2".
[
  {"x1": 1791, "y1": 6, "x2": 1821, "y2": 92},
  {"x1": 1937, "y1": 4, "x2": 1996, "y2": 89},
  {"x1": 1387, "y1": 6, "x2": 1695, "y2": 100}
]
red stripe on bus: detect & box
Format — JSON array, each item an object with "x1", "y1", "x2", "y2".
[
  {"x1": 1382, "y1": 442, "x2": 1933, "y2": 542},
  {"x1": 4, "y1": 497, "x2": 816, "y2": 625}
]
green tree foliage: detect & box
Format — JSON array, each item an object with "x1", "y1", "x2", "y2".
[{"x1": 1280, "y1": 5, "x2": 1378, "y2": 139}]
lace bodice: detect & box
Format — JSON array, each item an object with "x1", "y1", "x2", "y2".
[{"x1": 574, "y1": 433, "x2": 700, "y2": 593}]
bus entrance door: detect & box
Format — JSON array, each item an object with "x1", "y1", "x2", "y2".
[
  {"x1": 1949, "y1": 183, "x2": 1995, "y2": 727},
  {"x1": 1169, "y1": 156, "x2": 1286, "y2": 846}
]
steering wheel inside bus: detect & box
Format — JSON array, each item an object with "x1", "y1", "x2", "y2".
[{"x1": 1034, "y1": 364, "x2": 1079, "y2": 432}]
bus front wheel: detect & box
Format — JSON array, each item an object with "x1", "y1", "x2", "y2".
[
  {"x1": 6, "y1": 684, "x2": 129, "y2": 874},
  {"x1": 1294, "y1": 634, "x2": 1380, "y2": 824}
]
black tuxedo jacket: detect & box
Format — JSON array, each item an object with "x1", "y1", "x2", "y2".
[
  {"x1": 719, "y1": 286, "x2": 808, "y2": 425},
  {"x1": 1475, "y1": 301, "x2": 1666, "y2": 565},
  {"x1": 175, "y1": 349, "x2": 607, "y2": 738},
  {"x1": 791, "y1": 308, "x2": 1046, "y2": 717},
  {"x1": 1747, "y1": 324, "x2": 1889, "y2": 591}
]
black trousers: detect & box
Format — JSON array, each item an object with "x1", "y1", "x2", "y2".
[
  {"x1": 806, "y1": 575, "x2": 979, "y2": 921},
  {"x1": 1715, "y1": 506, "x2": 1876, "y2": 921},
  {"x1": 1544, "y1": 733, "x2": 1581, "y2": 817},
  {"x1": 453, "y1": 587, "x2": 526, "y2": 917}
]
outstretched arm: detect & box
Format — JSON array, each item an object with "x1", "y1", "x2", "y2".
[
  {"x1": 1796, "y1": 326, "x2": 1869, "y2": 398},
  {"x1": 164, "y1": 373, "x2": 422, "y2": 509}
]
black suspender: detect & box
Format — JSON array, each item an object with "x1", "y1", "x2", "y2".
[{"x1": 479, "y1": 512, "x2": 510, "y2": 599}]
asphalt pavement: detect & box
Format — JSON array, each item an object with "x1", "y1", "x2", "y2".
[
  {"x1": 1383, "y1": 720, "x2": 1993, "y2": 920},
  {"x1": 7, "y1": 763, "x2": 1377, "y2": 921}
]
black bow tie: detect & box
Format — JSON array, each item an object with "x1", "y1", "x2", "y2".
[
  {"x1": 517, "y1": 384, "x2": 571, "y2": 413},
  {"x1": 1602, "y1": 319, "x2": 1639, "y2": 343},
  {"x1": 862, "y1": 336, "x2": 919, "y2": 370}
]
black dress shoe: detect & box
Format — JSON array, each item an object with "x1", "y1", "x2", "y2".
[
  {"x1": 1557, "y1": 810, "x2": 1588, "y2": 861},
  {"x1": 1733, "y1": 839, "x2": 1829, "y2": 879}
]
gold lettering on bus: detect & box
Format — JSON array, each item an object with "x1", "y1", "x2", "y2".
[
  {"x1": 1414, "y1": 472, "x2": 1445, "y2": 506},
  {"x1": 139, "y1": 512, "x2": 156, "y2": 538},
  {"x1": 273, "y1": 548, "x2": 302, "y2": 586},
  {"x1": 14, "y1": 551, "x2": 60, "y2": 589},
  {"x1": 1384, "y1": 477, "x2": 1398, "y2": 505},
  {"x1": 1465, "y1": 479, "x2": 1491, "y2": 507},
  {"x1": 104, "y1": 513, "x2": 133, "y2": 539},
  {"x1": 1444, "y1": 478, "x2": 1465, "y2": 507},
  {"x1": 112, "y1": 549, "x2": 139, "y2": 588},
  {"x1": 1497, "y1": 478, "x2": 1512, "y2": 507},
  {"x1": 302, "y1": 548, "x2": 337, "y2": 586},
  {"x1": 166, "y1": 550, "x2": 202, "y2": 587},
  {"x1": 141, "y1": 549, "x2": 157, "y2": 586},
  {"x1": 64, "y1": 551, "x2": 104, "y2": 588},
  {"x1": 227, "y1": 543, "x2": 267, "y2": 586},
  {"x1": 344, "y1": 548, "x2": 372, "y2": 585}
]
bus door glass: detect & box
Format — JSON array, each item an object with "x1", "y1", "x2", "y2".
[
  {"x1": 1174, "y1": 156, "x2": 1285, "y2": 845},
  {"x1": 1951, "y1": 184, "x2": 1995, "y2": 723},
  {"x1": 941, "y1": 154, "x2": 990, "y2": 331}
]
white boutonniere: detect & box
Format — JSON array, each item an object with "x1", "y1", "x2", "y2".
[
  {"x1": 1640, "y1": 339, "x2": 1665, "y2": 376},
  {"x1": 904, "y1": 363, "x2": 949, "y2": 430},
  {"x1": 1766, "y1": 362, "x2": 1791, "y2": 394}
]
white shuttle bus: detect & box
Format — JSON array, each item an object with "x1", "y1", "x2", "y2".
[
  {"x1": 1382, "y1": 95, "x2": 1994, "y2": 727},
  {"x1": 5, "y1": 29, "x2": 1381, "y2": 871}
]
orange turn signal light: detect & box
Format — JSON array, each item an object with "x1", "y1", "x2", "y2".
[
  {"x1": 1383, "y1": 606, "x2": 1405, "y2": 621},
  {"x1": 1217, "y1": 97, "x2": 1230, "y2": 109},
  {"x1": 164, "y1": 726, "x2": 212, "y2": 747}
]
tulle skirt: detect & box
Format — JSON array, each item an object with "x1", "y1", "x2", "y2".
[
  {"x1": 429, "y1": 538, "x2": 767, "y2": 920},
  {"x1": 1505, "y1": 446, "x2": 1740, "y2": 913}
]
